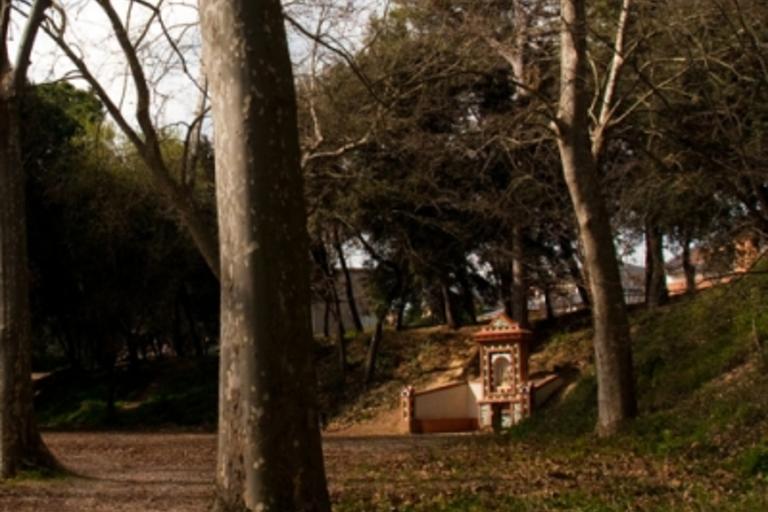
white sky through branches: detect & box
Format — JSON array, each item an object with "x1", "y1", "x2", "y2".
[{"x1": 11, "y1": 0, "x2": 383, "y2": 135}]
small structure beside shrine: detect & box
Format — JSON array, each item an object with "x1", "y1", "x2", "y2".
[{"x1": 402, "y1": 314, "x2": 563, "y2": 433}]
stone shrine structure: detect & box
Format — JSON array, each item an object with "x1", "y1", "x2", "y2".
[{"x1": 402, "y1": 313, "x2": 562, "y2": 433}]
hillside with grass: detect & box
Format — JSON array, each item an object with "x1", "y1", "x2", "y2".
[{"x1": 332, "y1": 270, "x2": 768, "y2": 510}]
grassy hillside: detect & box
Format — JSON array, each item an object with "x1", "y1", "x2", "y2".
[{"x1": 332, "y1": 271, "x2": 768, "y2": 510}]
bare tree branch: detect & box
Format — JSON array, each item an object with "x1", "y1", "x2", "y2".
[{"x1": 11, "y1": 0, "x2": 51, "y2": 90}]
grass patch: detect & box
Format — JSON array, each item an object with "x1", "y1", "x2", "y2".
[{"x1": 740, "y1": 443, "x2": 768, "y2": 478}]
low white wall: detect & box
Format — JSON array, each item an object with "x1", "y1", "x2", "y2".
[
  {"x1": 414, "y1": 382, "x2": 477, "y2": 419},
  {"x1": 467, "y1": 381, "x2": 483, "y2": 418}
]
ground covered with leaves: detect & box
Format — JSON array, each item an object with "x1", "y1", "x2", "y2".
[
  {"x1": 0, "y1": 426, "x2": 764, "y2": 511},
  {"x1": 9, "y1": 270, "x2": 768, "y2": 510}
]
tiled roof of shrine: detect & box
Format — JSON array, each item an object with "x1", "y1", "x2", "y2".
[{"x1": 474, "y1": 313, "x2": 531, "y2": 343}]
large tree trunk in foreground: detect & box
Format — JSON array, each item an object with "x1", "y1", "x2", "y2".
[
  {"x1": 644, "y1": 221, "x2": 669, "y2": 308},
  {"x1": 0, "y1": 0, "x2": 56, "y2": 478},
  {"x1": 200, "y1": 1, "x2": 330, "y2": 510},
  {"x1": 556, "y1": 0, "x2": 637, "y2": 436}
]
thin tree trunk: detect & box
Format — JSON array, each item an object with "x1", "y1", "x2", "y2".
[
  {"x1": 0, "y1": 0, "x2": 57, "y2": 477},
  {"x1": 682, "y1": 236, "x2": 696, "y2": 295},
  {"x1": 555, "y1": 0, "x2": 637, "y2": 436},
  {"x1": 322, "y1": 299, "x2": 331, "y2": 338},
  {"x1": 441, "y1": 280, "x2": 459, "y2": 329},
  {"x1": 457, "y1": 270, "x2": 477, "y2": 325},
  {"x1": 395, "y1": 299, "x2": 406, "y2": 331},
  {"x1": 511, "y1": 226, "x2": 529, "y2": 327},
  {"x1": 544, "y1": 286, "x2": 555, "y2": 321},
  {"x1": 560, "y1": 236, "x2": 590, "y2": 307},
  {"x1": 334, "y1": 231, "x2": 363, "y2": 333},
  {"x1": 331, "y1": 285, "x2": 347, "y2": 378},
  {"x1": 365, "y1": 316, "x2": 384, "y2": 386},
  {"x1": 644, "y1": 220, "x2": 669, "y2": 308},
  {"x1": 200, "y1": 1, "x2": 330, "y2": 510},
  {"x1": 498, "y1": 262, "x2": 514, "y2": 317}
]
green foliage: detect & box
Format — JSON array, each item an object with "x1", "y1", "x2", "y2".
[
  {"x1": 509, "y1": 376, "x2": 597, "y2": 440},
  {"x1": 37, "y1": 358, "x2": 218, "y2": 430},
  {"x1": 21, "y1": 82, "x2": 217, "y2": 372},
  {"x1": 740, "y1": 444, "x2": 768, "y2": 478}
]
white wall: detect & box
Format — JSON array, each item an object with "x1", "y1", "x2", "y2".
[
  {"x1": 413, "y1": 381, "x2": 483, "y2": 420},
  {"x1": 467, "y1": 381, "x2": 483, "y2": 419}
]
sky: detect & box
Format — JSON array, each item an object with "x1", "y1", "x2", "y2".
[{"x1": 12, "y1": 0, "x2": 383, "y2": 134}]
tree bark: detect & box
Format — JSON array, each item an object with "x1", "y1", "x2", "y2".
[
  {"x1": 395, "y1": 299, "x2": 406, "y2": 331},
  {"x1": 322, "y1": 299, "x2": 330, "y2": 338},
  {"x1": 331, "y1": 284, "x2": 347, "y2": 378},
  {"x1": 364, "y1": 315, "x2": 384, "y2": 386},
  {"x1": 498, "y1": 261, "x2": 514, "y2": 317},
  {"x1": 560, "y1": 236, "x2": 591, "y2": 308},
  {"x1": 555, "y1": 0, "x2": 637, "y2": 436},
  {"x1": 644, "y1": 220, "x2": 669, "y2": 308},
  {"x1": 682, "y1": 236, "x2": 696, "y2": 295},
  {"x1": 0, "y1": 0, "x2": 57, "y2": 478},
  {"x1": 457, "y1": 269, "x2": 477, "y2": 325},
  {"x1": 200, "y1": 1, "x2": 330, "y2": 510},
  {"x1": 543, "y1": 286, "x2": 555, "y2": 321},
  {"x1": 441, "y1": 280, "x2": 458, "y2": 329}
]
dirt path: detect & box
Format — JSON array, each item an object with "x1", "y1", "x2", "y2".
[
  {"x1": 0, "y1": 432, "x2": 467, "y2": 512},
  {"x1": 0, "y1": 432, "x2": 216, "y2": 512}
]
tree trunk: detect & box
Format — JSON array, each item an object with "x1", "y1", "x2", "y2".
[
  {"x1": 682, "y1": 236, "x2": 696, "y2": 295},
  {"x1": 457, "y1": 270, "x2": 477, "y2": 325},
  {"x1": 511, "y1": 226, "x2": 529, "y2": 327},
  {"x1": 334, "y1": 231, "x2": 363, "y2": 333},
  {"x1": 331, "y1": 285, "x2": 347, "y2": 378},
  {"x1": 441, "y1": 281, "x2": 459, "y2": 329},
  {"x1": 395, "y1": 299, "x2": 406, "y2": 331},
  {"x1": 200, "y1": 1, "x2": 330, "y2": 510},
  {"x1": 322, "y1": 299, "x2": 331, "y2": 338},
  {"x1": 544, "y1": 286, "x2": 555, "y2": 321},
  {"x1": 560, "y1": 236, "x2": 590, "y2": 308},
  {"x1": 644, "y1": 220, "x2": 669, "y2": 308},
  {"x1": 365, "y1": 316, "x2": 384, "y2": 386},
  {"x1": 555, "y1": 0, "x2": 637, "y2": 436},
  {"x1": 0, "y1": 0, "x2": 57, "y2": 477},
  {"x1": 498, "y1": 262, "x2": 514, "y2": 317}
]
